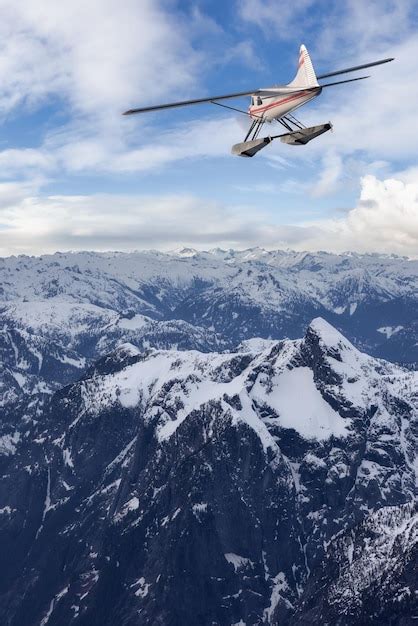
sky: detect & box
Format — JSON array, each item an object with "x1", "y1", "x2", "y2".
[{"x1": 0, "y1": 0, "x2": 417, "y2": 256}]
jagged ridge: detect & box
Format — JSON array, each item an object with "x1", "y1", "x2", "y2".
[{"x1": 0, "y1": 319, "x2": 416, "y2": 625}]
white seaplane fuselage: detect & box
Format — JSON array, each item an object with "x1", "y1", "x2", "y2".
[{"x1": 248, "y1": 86, "x2": 322, "y2": 122}]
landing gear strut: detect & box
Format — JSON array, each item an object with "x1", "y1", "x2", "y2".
[{"x1": 244, "y1": 118, "x2": 265, "y2": 142}]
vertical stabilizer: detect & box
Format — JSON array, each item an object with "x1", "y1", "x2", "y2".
[{"x1": 288, "y1": 44, "x2": 319, "y2": 88}]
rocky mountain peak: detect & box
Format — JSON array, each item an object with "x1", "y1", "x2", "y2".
[
  {"x1": 298, "y1": 317, "x2": 358, "y2": 392},
  {"x1": 0, "y1": 321, "x2": 415, "y2": 625},
  {"x1": 304, "y1": 316, "x2": 359, "y2": 362},
  {"x1": 170, "y1": 246, "x2": 198, "y2": 257},
  {"x1": 307, "y1": 316, "x2": 356, "y2": 352}
]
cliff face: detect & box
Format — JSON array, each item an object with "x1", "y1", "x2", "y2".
[
  {"x1": 293, "y1": 502, "x2": 417, "y2": 625},
  {"x1": 0, "y1": 319, "x2": 416, "y2": 625}
]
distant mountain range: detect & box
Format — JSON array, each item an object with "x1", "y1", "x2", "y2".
[
  {"x1": 2, "y1": 249, "x2": 418, "y2": 379},
  {"x1": 0, "y1": 249, "x2": 417, "y2": 624}
]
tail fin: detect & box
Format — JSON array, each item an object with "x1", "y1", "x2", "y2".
[{"x1": 288, "y1": 44, "x2": 319, "y2": 88}]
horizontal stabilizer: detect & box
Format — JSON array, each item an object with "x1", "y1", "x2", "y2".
[
  {"x1": 317, "y1": 57, "x2": 393, "y2": 80},
  {"x1": 279, "y1": 123, "x2": 332, "y2": 146},
  {"x1": 320, "y1": 75, "x2": 369, "y2": 88}
]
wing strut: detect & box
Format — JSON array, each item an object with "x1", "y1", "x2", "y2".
[{"x1": 210, "y1": 100, "x2": 264, "y2": 120}]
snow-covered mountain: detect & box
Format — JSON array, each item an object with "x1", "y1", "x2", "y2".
[
  {"x1": 2, "y1": 249, "x2": 418, "y2": 374},
  {"x1": 0, "y1": 318, "x2": 416, "y2": 625}
]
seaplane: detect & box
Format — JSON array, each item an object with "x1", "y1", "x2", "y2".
[{"x1": 123, "y1": 45, "x2": 393, "y2": 157}]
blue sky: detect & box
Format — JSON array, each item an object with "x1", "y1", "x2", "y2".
[{"x1": 0, "y1": 0, "x2": 417, "y2": 255}]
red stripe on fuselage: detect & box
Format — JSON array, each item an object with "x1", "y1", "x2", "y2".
[{"x1": 249, "y1": 89, "x2": 313, "y2": 116}]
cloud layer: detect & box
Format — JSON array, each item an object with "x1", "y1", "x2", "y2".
[{"x1": 1, "y1": 174, "x2": 417, "y2": 257}]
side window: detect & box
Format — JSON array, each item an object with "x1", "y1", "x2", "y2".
[{"x1": 257, "y1": 96, "x2": 262, "y2": 105}]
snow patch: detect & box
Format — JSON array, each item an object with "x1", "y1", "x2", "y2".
[
  {"x1": 63, "y1": 448, "x2": 74, "y2": 468},
  {"x1": 192, "y1": 502, "x2": 208, "y2": 520},
  {"x1": 0, "y1": 506, "x2": 14, "y2": 515},
  {"x1": 377, "y1": 325, "x2": 404, "y2": 339},
  {"x1": 224, "y1": 553, "x2": 253, "y2": 571},
  {"x1": 254, "y1": 367, "x2": 350, "y2": 441},
  {"x1": 125, "y1": 496, "x2": 139, "y2": 511},
  {"x1": 118, "y1": 315, "x2": 148, "y2": 331},
  {"x1": 40, "y1": 586, "x2": 69, "y2": 625},
  {"x1": 172, "y1": 507, "x2": 181, "y2": 520},
  {"x1": 264, "y1": 572, "x2": 293, "y2": 621},
  {"x1": 0, "y1": 432, "x2": 20, "y2": 456},
  {"x1": 131, "y1": 576, "x2": 150, "y2": 598}
]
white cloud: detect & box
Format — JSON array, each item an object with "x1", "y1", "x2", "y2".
[
  {"x1": 0, "y1": 0, "x2": 261, "y2": 178},
  {"x1": 334, "y1": 175, "x2": 418, "y2": 253},
  {"x1": 0, "y1": 149, "x2": 55, "y2": 178},
  {"x1": 238, "y1": 0, "x2": 317, "y2": 39},
  {"x1": 238, "y1": 0, "x2": 416, "y2": 55},
  {"x1": 315, "y1": 0, "x2": 416, "y2": 60},
  {"x1": 0, "y1": 0, "x2": 200, "y2": 118},
  {"x1": 311, "y1": 36, "x2": 418, "y2": 161},
  {"x1": 109, "y1": 116, "x2": 245, "y2": 172},
  {"x1": 0, "y1": 113, "x2": 246, "y2": 177},
  {"x1": 0, "y1": 186, "x2": 270, "y2": 255},
  {"x1": 0, "y1": 0, "x2": 225, "y2": 182},
  {"x1": 294, "y1": 174, "x2": 418, "y2": 255},
  {"x1": 1, "y1": 174, "x2": 417, "y2": 257},
  {"x1": 0, "y1": 180, "x2": 42, "y2": 209},
  {"x1": 310, "y1": 151, "x2": 343, "y2": 197},
  {"x1": 393, "y1": 165, "x2": 418, "y2": 184}
]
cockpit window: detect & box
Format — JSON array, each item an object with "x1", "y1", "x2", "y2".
[{"x1": 257, "y1": 96, "x2": 262, "y2": 105}]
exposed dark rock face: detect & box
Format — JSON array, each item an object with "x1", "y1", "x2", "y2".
[
  {"x1": 293, "y1": 502, "x2": 417, "y2": 625},
  {"x1": 0, "y1": 319, "x2": 416, "y2": 625}
]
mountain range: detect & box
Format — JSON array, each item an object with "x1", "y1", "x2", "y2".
[{"x1": 0, "y1": 249, "x2": 417, "y2": 624}]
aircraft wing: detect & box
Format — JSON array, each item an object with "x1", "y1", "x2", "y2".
[
  {"x1": 123, "y1": 90, "x2": 261, "y2": 115},
  {"x1": 122, "y1": 86, "x2": 313, "y2": 115}
]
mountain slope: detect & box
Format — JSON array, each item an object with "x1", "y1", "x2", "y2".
[
  {"x1": 293, "y1": 502, "x2": 417, "y2": 625},
  {"x1": 0, "y1": 319, "x2": 416, "y2": 625}
]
